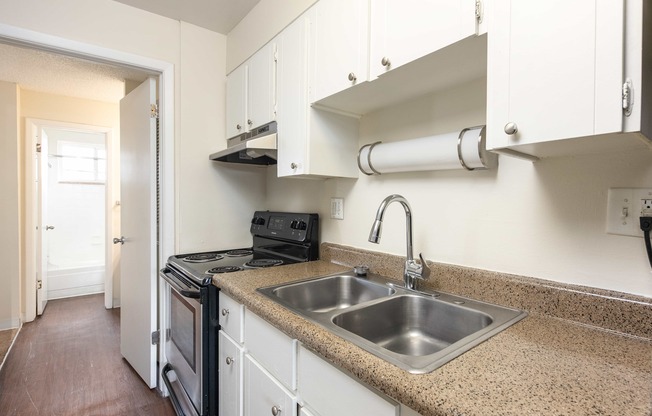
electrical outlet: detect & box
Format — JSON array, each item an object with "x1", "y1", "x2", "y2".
[
  {"x1": 330, "y1": 198, "x2": 344, "y2": 220},
  {"x1": 606, "y1": 188, "x2": 652, "y2": 236}
]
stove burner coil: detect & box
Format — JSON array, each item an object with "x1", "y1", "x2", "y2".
[
  {"x1": 244, "y1": 259, "x2": 284, "y2": 268},
  {"x1": 206, "y1": 266, "x2": 242, "y2": 274},
  {"x1": 225, "y1": 249, "x2": 254, "y2": 257},
  {"x1": 183, "y1": 253, "x2": 224, "y2": 263}
]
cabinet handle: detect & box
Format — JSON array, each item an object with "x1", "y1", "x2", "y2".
[
  {"x1": 381, "y1": 56, "x2": 391, "y2": 67},
  {"x1": 271, "y1": 405, "x2": 281, "y2": 416},
  {"x1": 290, "y1": 163, "x2": 297, "y2": 170},
  {"x1": 221, "y1": 308, "x2": 229, "y2": 317},
  {"x1": 248, "y1": 119, "x2": 253, "y2": 126},
  {"x1": 236, "y1": 124, "x2": 242, "y2": 130},
  {"x1": 504, "y1": 122, "x2": 518, "y2": 135},
  {"x1": 348, "y1": 72, "x2": 356, "y2": 82},
  {"x1": 225, "y1": 356, "x2": 234, "y2": 365}
]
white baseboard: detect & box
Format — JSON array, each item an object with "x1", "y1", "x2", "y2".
[{"x1": 0, "y1": 317, "x2": 20, "y2": 331}]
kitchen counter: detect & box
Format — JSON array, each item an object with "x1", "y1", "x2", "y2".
[{"x1": 213, "y1": 244, "x2": 652, "y2": 416}]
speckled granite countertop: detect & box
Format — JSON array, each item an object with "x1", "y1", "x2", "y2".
[{"x1": 214, "y1": 244, "x2": 652, "y2": 416}]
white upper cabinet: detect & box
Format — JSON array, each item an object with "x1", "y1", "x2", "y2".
[
  {"x1": 226, "y1": 63, "x2": 247, "y2": 139},
  {"x1": 310, "y1": 0, "x2": 369, "y2": 102},
  {"x1": 276, "y1": 11, "x2": 359, "y2": 179},
  {"x1": 369, "y1": 0, "x2": 478, "y2": 79},
  {"x1": 486, "y1": 0, "x2": 626, "y2": 157},
  {"x1": 247, "y1": 42, "x2": 277, "y2": 131},
  {"x1": 226, "y1": 42, "x2": 276, "y2": 138}
]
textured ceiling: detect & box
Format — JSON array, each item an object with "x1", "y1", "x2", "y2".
[
  {"x1": 0, "y1": 42, "x2": 150, "y2": 103},
  {"x1": 113, "y1": 0, "x2": 261, "y2": 34}
]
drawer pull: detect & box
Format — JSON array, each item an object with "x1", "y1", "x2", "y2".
[
  {"x1": 221, "y1": 308, "x2": 229, "y2": 317},
  {"x1": 225, "y1": 356, "x2": 234, "y2": 365},
  {"x1": 271, "y1": 405, "x2": 281, "y2": 415}
]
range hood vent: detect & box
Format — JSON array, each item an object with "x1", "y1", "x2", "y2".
[{"x1": 210, "y1": 121, "x2": 277, "y2": 166}]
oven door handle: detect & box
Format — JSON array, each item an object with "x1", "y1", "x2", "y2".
[{"x1": 161, "y1": 269, "x2": 201, "y2": 299}]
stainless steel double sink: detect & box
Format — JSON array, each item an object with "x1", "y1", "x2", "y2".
[{"x1": 257, "y1": 271, "x2": 527, "y2": 374}]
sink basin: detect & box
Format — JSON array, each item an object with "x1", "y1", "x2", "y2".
[
  {"x1": 257, "y1": 270, "x2": 527, "y2": 373},
  {"x1": 332, "y1": 295, "x2": 493, "y2": 356},
  {"x1": 261, "y1": 273, "x2": 395, "y2": 313}
]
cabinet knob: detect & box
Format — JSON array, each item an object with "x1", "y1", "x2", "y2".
[
  {"x1": 381, "y1": 56, "x2": 391, "y2": 67},
  {"x1": 504, "y1": 122, "x2": 518, "y2": 135},
  {"x1": 236, "y1": 124, "x2": 242, "y2": 130},
  {"x1": 271, "y1": 405, "x2": 282, "y2": 416},
  {"x1": 221, "y1": 308, "x2": 229, "y2": 317},
  {"x1": 225, "y1": 356, "x2": 234, "y2": 365},
  {"x1": 290, "y1": 163, "x2": 297, "y2": 170},
  {"x1": 248, "y1": 119, "x2": 253, "y2": 126},
  {"x1": 348, "y1": 72, "x2": 357, "y2": 82}
]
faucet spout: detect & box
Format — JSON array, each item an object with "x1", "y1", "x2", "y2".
[{"x1": 368, "y1": 194, "x2": 428, "y2": 290}]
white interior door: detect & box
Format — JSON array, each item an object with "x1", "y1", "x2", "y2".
[
  {"x1": 36, "y1": 129, "x2": 49, "y2": 316},
  {"x1": 119, "y1": 78, "x2": 158, "y2": 388}
]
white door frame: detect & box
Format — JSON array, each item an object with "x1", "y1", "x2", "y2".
[
  {"x1": 25, "y1": 119, "x2": 113, "y2": 312},
  {"x1": 1, "y1": 23, "x2": 175, "y2": 387}
]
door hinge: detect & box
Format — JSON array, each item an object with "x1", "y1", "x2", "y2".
[
  {"x1": 622, "y1": 78, "x2": 633, "y2": 117},
  {"x1": 37, "y1": 279, "x2": 42, "y2": 290},
  {"x1": 151, "y1": 330, "x2": 161, "y2": 345},
  {"x1": 150, "y1": 103, "x2": 159, "y2": 119},
  {"x1": 475, "y1": 0, "x2": 483, "y2": 23},
  {"x1": 36, "y1": 143, "x2": 42, "y2": 153}
]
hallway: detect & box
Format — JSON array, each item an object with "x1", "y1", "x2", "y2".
[{"x1": 0, "y1": 294, "x2": 175, "y2": 416}]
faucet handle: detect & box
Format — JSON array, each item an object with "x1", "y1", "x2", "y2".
[{"x1": 418, "y1": 253, "x2": 431, "y2": 280}]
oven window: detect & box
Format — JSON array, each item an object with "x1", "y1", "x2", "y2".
[{"x1": 170, "y1": 290, "x2": 196, "y2": 371}]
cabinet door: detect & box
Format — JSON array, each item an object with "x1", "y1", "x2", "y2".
[
  {"x1": 370, "y1": 0, "x2": 477, "y2": 79},
  {"x1": 298, "y1": 345, "x2": 399, "y2": 416},
  {"x1": 245, "y1": 355, "x2": 297, "y2": 416},
  {"x1": 226, "y1": 64, "x2": 247, "y2": 138},
  {"x1": 487, "y1": 0, "x2": 624, "y2": 150},
  {"x1": 219, "y1": 331, "x2": 243, "y2": 416},
  {"x1": 247, "y1": 42, "x2": 276, "y2": 130},
  {"x1": 276, "y1": 14, "x2": 310, "y2": 177},
  {"x1": 311, "y1": 0, "x2": 369, "y2": 102}
]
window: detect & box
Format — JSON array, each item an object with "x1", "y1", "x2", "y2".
[{"x1": 57, "y1": 141, "x2": 106, "y2": 184}]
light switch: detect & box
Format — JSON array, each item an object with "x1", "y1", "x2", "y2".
[
  {"x1": 330, "y1": 198, "x2": 344, "y2": 220},
  {"x1": 606, "y1": 188, "x2": 652, "y2": 237}
]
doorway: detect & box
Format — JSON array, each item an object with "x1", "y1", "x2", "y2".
[
  {"x1": 42, "y1": 124, "x2": 111, "y2": 302},
  {"x1": 3, "y1": 23, "x2": 175, "y2": 390}
]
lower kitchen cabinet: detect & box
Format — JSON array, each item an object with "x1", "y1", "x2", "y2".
[
  {"x1": 218, "y1": 331, "x2": 244, "y2": 416},
  {"x1": 245, "y1": 355, "x2": 297, "y2": 416},
  {"x1": 298, "y1": 345, "x2": 399, "y2": 416},
  {"x1": 218, "y1": 292, "x2": 418, "y2": 416}
]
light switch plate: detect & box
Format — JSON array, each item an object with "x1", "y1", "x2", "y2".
[
  {"x1": 606, "y1": 188, "x2": 652, "y2": 237},
  {"x1": 330, "y1": 198, "x2": 344, "y2": 220}
]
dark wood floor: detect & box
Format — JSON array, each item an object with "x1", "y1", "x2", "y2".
[{"x1": 0, "y1": 294, "x2": 175, "y2": 416}]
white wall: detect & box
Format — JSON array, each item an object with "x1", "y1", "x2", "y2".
[
  {"x1": 0, "y1": 81, "x2": 20, "y2": 330},
  {"x1": 265, "y1": 79, "x2": 652, "y2": 297},
  {"x1": 177, "y1": 22, "x2": 266, "y2": 253}
]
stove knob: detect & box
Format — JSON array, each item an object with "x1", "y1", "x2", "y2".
[
  {"x1": 251, "y1": 216, "x2": 265, "y2": 226},
  {"x1": 296, "y1": 220, "x2": 307, "y2": 230},
  {"x1": 290, "y1": 220, "x2": 298, "y2": 229}
]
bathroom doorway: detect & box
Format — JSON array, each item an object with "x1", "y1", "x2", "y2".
[{"x1": 44, "y1": 126, "x2": 108, "y2": 300}]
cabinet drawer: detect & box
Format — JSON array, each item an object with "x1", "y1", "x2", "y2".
[
  {"x1": 298, "y1": 345, "x2": 399, "y2": 416},
  {"x1": 219, "y1": 292, "x2": 244, "y2": 343},
  {"x1": 245, "y1": 310, "x2": 297, "y2": 390},
  {"x1": 219, "y1": 331, "x2": 244, "y2": 416},
  {"x1": 245, "y1": 355, "x2": 297, "y2": 416}
]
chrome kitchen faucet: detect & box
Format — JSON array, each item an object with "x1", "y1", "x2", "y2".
[{"x1": 368, "y1": 194, "x2": 431, "y2": 290}]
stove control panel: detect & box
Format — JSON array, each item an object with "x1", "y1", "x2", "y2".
[{"x1": 250, "y1": 211, "x2": 318, "y2": 243}]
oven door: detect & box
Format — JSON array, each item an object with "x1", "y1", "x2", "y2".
[{"x1": 161, "y1": 268, "x2": 203, "y2": 416}]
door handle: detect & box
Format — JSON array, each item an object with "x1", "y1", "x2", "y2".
[
  {"x1": 113, "y1": 236, "x2": 126, "y2": 245},
  {"x1": 45, "y1": 225, "x2": 55, "y2": 230}
]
